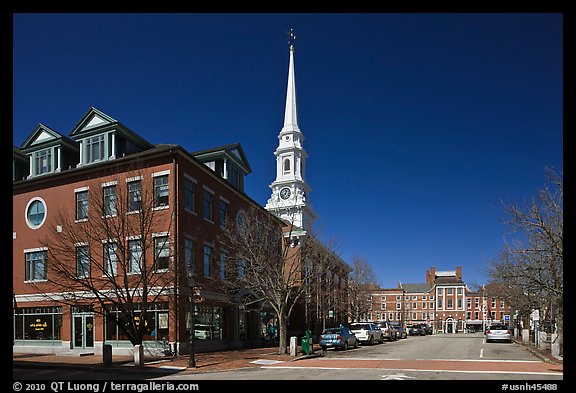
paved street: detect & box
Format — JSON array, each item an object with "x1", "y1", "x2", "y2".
[
  {"x1": 161, "y1": 333, "x2": 562, "y2": 381},
  {"x1": 14, "y1": 333, "x2": 563, "y2": 382}
]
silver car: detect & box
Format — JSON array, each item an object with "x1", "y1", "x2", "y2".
[
  {"x1": 374, "y1": 321, "x2": 397, "y2": 341},
  {"x1": 485, "y1": 323, "x2": 512, "y2": 343},
  {"x1": 349, "y1": 322, "x2": 384, "y2": 345}
]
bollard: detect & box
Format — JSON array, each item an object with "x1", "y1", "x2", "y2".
[
  {"x1": 102, "y1": 344, "x2": 112, "y2": 366},
  {"x1": 290, "y1": 336, "x2": 297, "y2": 356},
  {"x1": 134, "y1": 344, "x2": 145, "y2": 366}
]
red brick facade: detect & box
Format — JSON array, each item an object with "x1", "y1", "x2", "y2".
[{"x1": 367, "y1": 266, "x2": 514, "y2": 333}]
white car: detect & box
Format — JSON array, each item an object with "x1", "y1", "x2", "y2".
[{"x1": 349, "y1": 322, "x2": 384, "y2": 345}]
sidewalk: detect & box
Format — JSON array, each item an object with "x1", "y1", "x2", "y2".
[
  {"x1": 511, "y1": 336, "x2": 563, "y2": 366},
  {"x1": 13, "y1": 345, "x2": 314, "y2": 374}
]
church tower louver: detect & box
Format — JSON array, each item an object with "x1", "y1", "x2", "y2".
[{"x1": 265, "y1": 30, "x2": 317, "y2": 232}]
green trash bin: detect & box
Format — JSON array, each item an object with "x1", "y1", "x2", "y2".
[
  {"x1": 301, "y1": 329, "x2": 313, "y2": 355},
  {"x1": 301, "y1": 337, "x2": 310, "y2": 355}
]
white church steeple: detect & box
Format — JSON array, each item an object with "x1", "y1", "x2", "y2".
[{"x1": 265, "y1": 30, "x2": 317, "y2": 231}]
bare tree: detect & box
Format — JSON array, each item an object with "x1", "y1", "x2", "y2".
[
  {"x1": 488, "y1": 167, "x2": 563, "y2": 354},
  {"x1": 219, "y1": 205, "x2": 342, "y2": 354},
  {"x1": 37, "y1": 166, "x2": 176, "y2": 349},
  {"x1": 347, "y1": 256, "x2": 379, "y2": 322}
]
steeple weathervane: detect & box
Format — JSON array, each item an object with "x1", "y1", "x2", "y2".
[{"x1": 287, "y1": 28, "x2": 296, "y2": 52}]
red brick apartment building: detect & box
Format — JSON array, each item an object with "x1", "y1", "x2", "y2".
[
  {"x1": 368, "y1": 266, "x2": 514, "y2": 333},
  {"x1": 12, "y1": 107, "x2": 349, "y2": 356}
]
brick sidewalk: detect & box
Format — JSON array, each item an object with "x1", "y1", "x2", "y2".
[{"x1": 13, "y1": 346, "x2": 307, "y2": 373}]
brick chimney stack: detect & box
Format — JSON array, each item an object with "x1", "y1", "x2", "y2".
[
  {"x1": 426, "y1": 266, "x2": 436, "y2": 285},
  {"x1": 456, "y1": 266, "x2": 462, "y2": 280}
]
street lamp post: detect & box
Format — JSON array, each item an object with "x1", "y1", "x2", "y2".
[{"x1": 188, "y1": 285, "x2": 203, "y2": 368}]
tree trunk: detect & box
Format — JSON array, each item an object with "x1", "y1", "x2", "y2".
[{"x1": 277, "y1": 313, "x2": 289, "y2": 354}]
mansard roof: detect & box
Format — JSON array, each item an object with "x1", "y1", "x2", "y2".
[
  {"x1": 69, "y1": 107, "x2": 154, "y2": 149},
  {"x1": 192, "y1": 143, "x2": 252, "y2": 174},
  {"x1": 20, "y1": 123, "x2": 78, "y2": 152}
]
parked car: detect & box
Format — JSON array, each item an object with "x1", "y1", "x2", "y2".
[
  {"x1": 389, "y1": 322, "x2": 407, "y2": 339},
  {"x1": 485, "y1": 324, "x2": 512, "y2": 343},
  {"x1": 407, "y1": 324, "x2": 425, "y2": 336},
  {"x1": 350, "y1": 322, "x2": 384, "y2": 345},
  {"x1": 319, "y1": 326, "x2": 359, "y2": 351},
  {"x1": 374, "y1": 321, "x2": 397, "y2": 341},
  {"x1": 422, "y1": 324, "x2": 434, "y2": 335}
]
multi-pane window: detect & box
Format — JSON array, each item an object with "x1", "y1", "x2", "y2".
[
  {"x1": 86, "y1": 135, "x2": 105, "y2": 163},
  {"x1": 491, "y1": 298, "x2": 496, "y2": 308},
  {"x1": 27, "y1": 199, "x2": 46, "y2": 227},
  {"x1": 25, "y1": 250, "x2": 47, "y2": 281},
  {"x1": 185, "y1": 238, "x2": 196, "y2": 276},
  {"x1": 430, "y1": 302, "x2": 434, "y2": 309},
  {"x1": 103, "y1": 242, "x2": 117, "y2": 276},
  {"x1": 396, "y1": 303, "x2": 401, "y2": 310},
  {"x1": 457, "y1": 298, "x2": 463, "y2": 309},
  {"x1": 422, "y1": 302, "x2": 427, "y2": 309},
  {"x1": 220, "y1": 252, "x2": 227, "y2": 280},
  {"x1": 237, "y1": 259, "x2": 246, "y2": 279},
  {"x1": 447, "y1": 288, "x2": 453, "y2": 295},
  {"x1": 128, "y1": 239, "x2": 142, "y2": 273},
  {"x1": 203, "y1": 189, "x2": 214, "y2": 222},
  {"x1": 467, "y1": 298, "x2": 472, "y2": 308},
  {"x1": 103, "y1": 185, "x2": 117, "y2": 217},
  {"x1": 203, "y1": 244, "x2": 213, "y2": 277},
  {"x1": 447, "y1": 298, "x2": 453, "y2": 309},
  {"x1": 154, "y1": 236, "x2": 170, "y2": 270},
  {"x1": 184, "y1": 178, "x2": 196, "y2": 212},
  {"x1": 500, "y1": 299, "x2": 505, "y2": 308},
  {"x1": 76, "y1": 245, "x2": 89, "y2": 278},
  {"x1": 154, "y1": 175, "x2": 169, "y2": 208},
  {"x1": 219, "y1": 199, "x2": 229, "y2": 226},
  {"x1": 475, "y1": 298, "x2": 480, "y2": 308},
  {"x1": 128, "y1": 180, "x2": 142, "y2": 212},
  {"x1": 76, "y1": 190, "x2": 89, "y2": 220},
  {"x1": 437, "y1": 298, "x2": 443, "y2": 309},
  {"x1": 34, "y1": 148, "x2": 52, "y2": 175}
]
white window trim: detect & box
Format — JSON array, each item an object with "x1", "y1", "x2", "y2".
[
  {"x1": 152, "y1": 169, "x2": 170, "y2": 177},
  {"x1": 74, "y1": 186, "x2": 89, "y2": 193},
  {"x1": 126, "y1": 175, "x2": 143, "y2": 182},
  {"x1": 101, "y1": 180, "x2": 118, "y2": 187},
  {"x1": 25, "y1": 197, "x2": 48, "y2": 230}
]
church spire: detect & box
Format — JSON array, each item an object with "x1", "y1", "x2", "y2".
[
  {"x1": 282, "y1": 29, "x2": 300, "y2": 133},
  {"x1": 265, "y1": 29, "x2": 317, "y2": 231}
]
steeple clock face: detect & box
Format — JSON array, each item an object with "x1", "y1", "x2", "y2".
[{"x1": 280, "y1": 187, "x2": 291, "y2": 200}]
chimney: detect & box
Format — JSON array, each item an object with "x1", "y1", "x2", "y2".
[
  {"x1": 426, "y1": 266, "x2": 436, "y2": 285},
  {"x1": 456, "y1": 266, "x2": 462, "y2": 281}
]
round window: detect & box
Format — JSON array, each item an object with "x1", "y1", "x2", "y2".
[{"x1": 25, "y1": 197, "x2": 47, "y2": 229}]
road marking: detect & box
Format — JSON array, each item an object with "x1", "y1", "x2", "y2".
[
  {"x1": 381, "y1": 373, "x2": 415, "y2": 380},
  {"x1": 263, "y1": 365, "x2": 562, "y2": 376},
  {"x1": 480, "y1": 348, "x2": 484, "y2": 358}
]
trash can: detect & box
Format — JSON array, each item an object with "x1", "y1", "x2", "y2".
[
  {"x1": 301, "y1": 329, "x2": 312, "y2": 355},
  {"x1": 301, "y1": 337, "x2": 310, "y2": 355}
]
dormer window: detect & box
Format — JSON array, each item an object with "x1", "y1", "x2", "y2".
[
  {"x1": 86, "y1": 135, "x2": 105, "y2": 163},
  {"x1": 33, "y1": 148, "x2": 52, "y2": 175}
]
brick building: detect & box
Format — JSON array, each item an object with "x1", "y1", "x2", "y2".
[
  {"x1": 12, "y1": 42, "x2": 350, "y2": 356},
  {"x1": 368, "y1": 266, "x2": 514, "y2": 333}
]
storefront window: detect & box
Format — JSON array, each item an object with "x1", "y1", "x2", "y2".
[
  {"x1": 14, "y1": 307, "x2": 62, "y2": 342},
  {"x1": 104, "y1": 302, "x2": 169, "y2": 343},
  {"x1": 189, "y1": 305, "x2": 226, "y2": 341}
]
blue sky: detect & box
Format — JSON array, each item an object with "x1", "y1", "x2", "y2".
[{"x1": 12, "y1": 13, "x2": 563, "y2": 289}]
